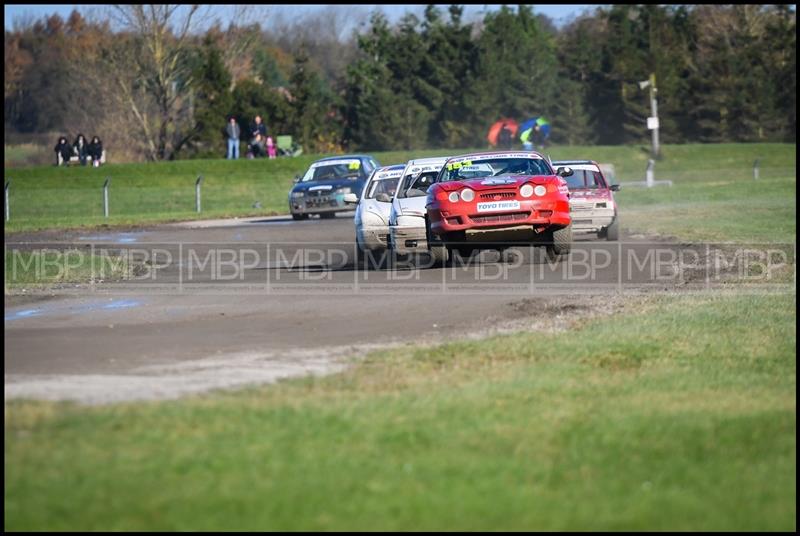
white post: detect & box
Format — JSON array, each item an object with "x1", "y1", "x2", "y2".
[
  {"x1": 4, "y1": 181, "x2": 9, "y2": 222},
  {"x1": 103, "y1": 178, "x2": 110, "y2": 218},
  {"x1": 646, "y1": 159, "x2": 655, "y2": 188},
  {"x1": 196, "y1": 175, "x2": 204, "y2": 213},
  {"x1": 650, "y1": 73, "x2": 659, "y2": 158},
  {"x1": 753, "y1": 159, "x2": 760, "y2": 180}
]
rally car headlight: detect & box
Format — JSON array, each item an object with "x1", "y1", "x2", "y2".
[
  {"x1": 520, "y1": 184, "x2": 534, "y2": 198},
  {"x1": 534, "y1": 185, "x2": 547, "y2": 197},
  {"x1": 291, "y1": 191, "x2": 304, "y2": 198},
  {"x1": 336, "y1": 187, "x2": 352, "y2": 195},
  {"x1": 460, "y1": 188, "x2": 475, "y2": 202},
  {"x1": 448, "y1": 191, "x2": 460, "y2": 203}
]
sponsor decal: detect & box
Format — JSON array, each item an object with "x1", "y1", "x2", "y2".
[
  {"x1": 480, "y1": 177, "x2": 517, "y2": 186},
  {"x1": 476, "y1": 200, "x2": 521, "y2": 212},
  {"x1": 309, "y1": 185, "x2": 334, "y2": 191},
  {"x1": 310, "y1": 159, "x2": 361, "y2": 169}
]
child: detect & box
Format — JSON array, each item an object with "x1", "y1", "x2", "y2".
[{"x1": 266, "y1": 136, "x2": 277, "y2": 159}]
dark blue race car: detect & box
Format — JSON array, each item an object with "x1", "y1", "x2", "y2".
[{"x1": 289, "y1": 155, "x2": 380, "y2": 220}]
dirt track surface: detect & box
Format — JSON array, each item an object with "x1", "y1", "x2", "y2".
[{"x1": 5, "y1": 213, "x2": 711, "y2": 404}]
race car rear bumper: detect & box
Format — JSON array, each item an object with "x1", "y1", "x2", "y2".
[{"x1": 569, "y1": 208, "x2": 616, "y2": 233}]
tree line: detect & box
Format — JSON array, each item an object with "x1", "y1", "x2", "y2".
[{"x1": 4, "y1": 4, "x2": 796, "y2": 162}]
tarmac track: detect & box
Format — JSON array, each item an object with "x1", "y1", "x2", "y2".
[{"x1": 4, "y1": 213, "x2": 706, "y2": 403}]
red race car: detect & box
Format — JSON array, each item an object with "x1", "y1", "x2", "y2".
[{"x1": 425, "y1": 151, "x2": 573, "y2": 264}]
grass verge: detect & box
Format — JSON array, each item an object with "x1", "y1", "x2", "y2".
[{"x1": 4, "y1": 291, "x2": 796, "y2": 531}]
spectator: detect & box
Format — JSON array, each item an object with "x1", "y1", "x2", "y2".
[
  {"x1": 73, "y1": 133, "x2": 89, "y2": 166},
  {"x1": 533, "y1": 117, "x2": 551, "y2": 149},
  {"x1": 266, "y1": 135, "x2": 277, "y2": 159},
  {"x1": 88, "y1": 135, "x2": 103, "y2": 167},
  {"x1": 250, "y1": 133, "x2": 266, "y2": 158},
  {"x1": 251, "y1": 115, "x2": 267, "y2": 139},
  {"x1": 54, "y1": 136, "x2": 71, "y2": 166},
  {"x1": 498, "y1": 124, "x2": 513, "y2": 150},
  {"x1": 226, "y1": 117, "x2": 241, "y2": 160}
]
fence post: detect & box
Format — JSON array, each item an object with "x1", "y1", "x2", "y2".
[
  {"x1": 103, "y1": 177, "x2": 110, "y2": 218},
  {"x1": 753, "y1": 158, "x2": 760, "y2": 180},
  {"x1": 646, "y1": 159, "x2": 655, "y2": 187},
  {"x1": 195, "y1": 175, "x2": 204, "y2": 213},
  {"x1": 4, "y1": 180, "x2": 9, "y2": 222}
]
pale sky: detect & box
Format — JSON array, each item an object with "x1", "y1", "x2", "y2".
[{"x1": 4, "y1": 4, "x2": 598, "y2": 31}]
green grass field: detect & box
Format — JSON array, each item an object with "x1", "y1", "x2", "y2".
[
  {"x1": 5, "y1": 292, "x2": 795, "y2": 530},
  {"x1": 4, "y1": 143, "x2": 796, "y2": 243}
]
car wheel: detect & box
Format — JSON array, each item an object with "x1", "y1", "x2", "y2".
[
  {"x1": 605, "y1": 217, "x2": 619, "y2": 241},
  {"x1": 425, "y1": 217, "x2": 449, "y2": 267},
  {"x1": 545, "y1": 224, "x2": 572, "y2": 261},
  {"x1": 292, "y1": 213, "x2": 308, "y2": 221}
]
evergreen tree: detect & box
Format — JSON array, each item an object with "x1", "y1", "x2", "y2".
[{"x1": 191, "y1": 38, "x2": 233, "y2": 156}]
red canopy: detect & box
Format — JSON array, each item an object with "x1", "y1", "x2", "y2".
[{"x1": 487, "y1": 119, "x2": 519, "y2": 146}]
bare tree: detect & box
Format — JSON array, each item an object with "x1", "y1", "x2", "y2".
[{"x1": 100, "y1": 4, "x2": 209, "y2": 160}]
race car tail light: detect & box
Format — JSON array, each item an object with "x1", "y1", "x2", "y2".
[
  {"x1": 448, "y1": 191, "x2": 460, "y2": 203},
  {"x1": 534, "y1": 185, "x2": 548, "y2": 197},
  {"x1": 460, "y1": 188, "x2": 475, "y2": 202},
  {"x1": 520, "y1": 184, "x2": 534, "y2": 198}
]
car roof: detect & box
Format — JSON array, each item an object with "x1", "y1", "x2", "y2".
[
  {"x1": 407, "y1": 156, "x2": 450, "y2": 166},
  {"x1": 314, "y1": 154, "x2": 374, "y2": 163},
  {"x1": 446, "y1": 150, "x2": 547, "y2": 162},
  {"x1": 552, "y1": 160, "x2": 599, "y2": 166}
]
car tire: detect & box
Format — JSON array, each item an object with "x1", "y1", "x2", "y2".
[
  {"x1": 292, "y1": 213, "x2": 308, "y2": 221},
  {"x1": 425, "y1": 217, "x2": 449, "y2": 267},
  {"x1": 605, "y1": 217, "x2": 619, "y2": 241},
  {"x1": 546, "y1": 224, "x2": 572, "y2": 261}
]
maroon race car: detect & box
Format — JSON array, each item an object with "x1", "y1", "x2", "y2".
[{"x1": 425, "y1": 151, "x2": 573, "y2": 264}]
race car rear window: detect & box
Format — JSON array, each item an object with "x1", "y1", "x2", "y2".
[
  {"x1": 439, "y1": 157, "x2": 552, "y2": 182},
  {"x1": 565, "y1": 170, "x2": 605, "y2": 189}
]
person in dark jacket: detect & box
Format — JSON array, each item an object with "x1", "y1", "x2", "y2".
[
  {"x1": 73, "y1": 133, "x2": 89, "y2": 166},
  {"x1": 54, "y1": 136, "x2": 72, "y2": 166},
  {"x1": 88, "y1": 136, "x2": 103, "y2": 166},
  {"x1": 251, "y1": 115, "x2": 267, "y2": 139}
]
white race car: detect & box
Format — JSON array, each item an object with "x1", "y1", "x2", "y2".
[
  {"x1": 346, "y1": 164, "x2": 406, "y2": 260},
  {"x1": 388, "y1": 157, "x2": 450, "y2": 257}
]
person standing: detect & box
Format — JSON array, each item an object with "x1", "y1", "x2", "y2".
[
  {"x1": 54, "y1": 136, "x2": 72, "y2": 166},
  {"x1": 226, "y1": 117, "x2": 241, "y2": 160},
  {"x1": 88, "y1": 135, "x2": 104, "y2": 167},
  {"x1": 266, "y1": 135, "x2": 276, "y2": 159}
]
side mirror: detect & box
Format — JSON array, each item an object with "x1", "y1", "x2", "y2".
[
  {"x1": 375, "y1": 193, "x2": 392, "y2": 203},
  {"x1": 293, "y1": 175, "x2": 301, "y2": 183},
  {"x1": 610, "y1": 184, "x2": 620, "y2": 192},
  {"x1": 343, "y1": 192, "x2": 359, "y2": 204},
  {"x1": 556, "y1": 166, "x2": 574, "y2": 177}
]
